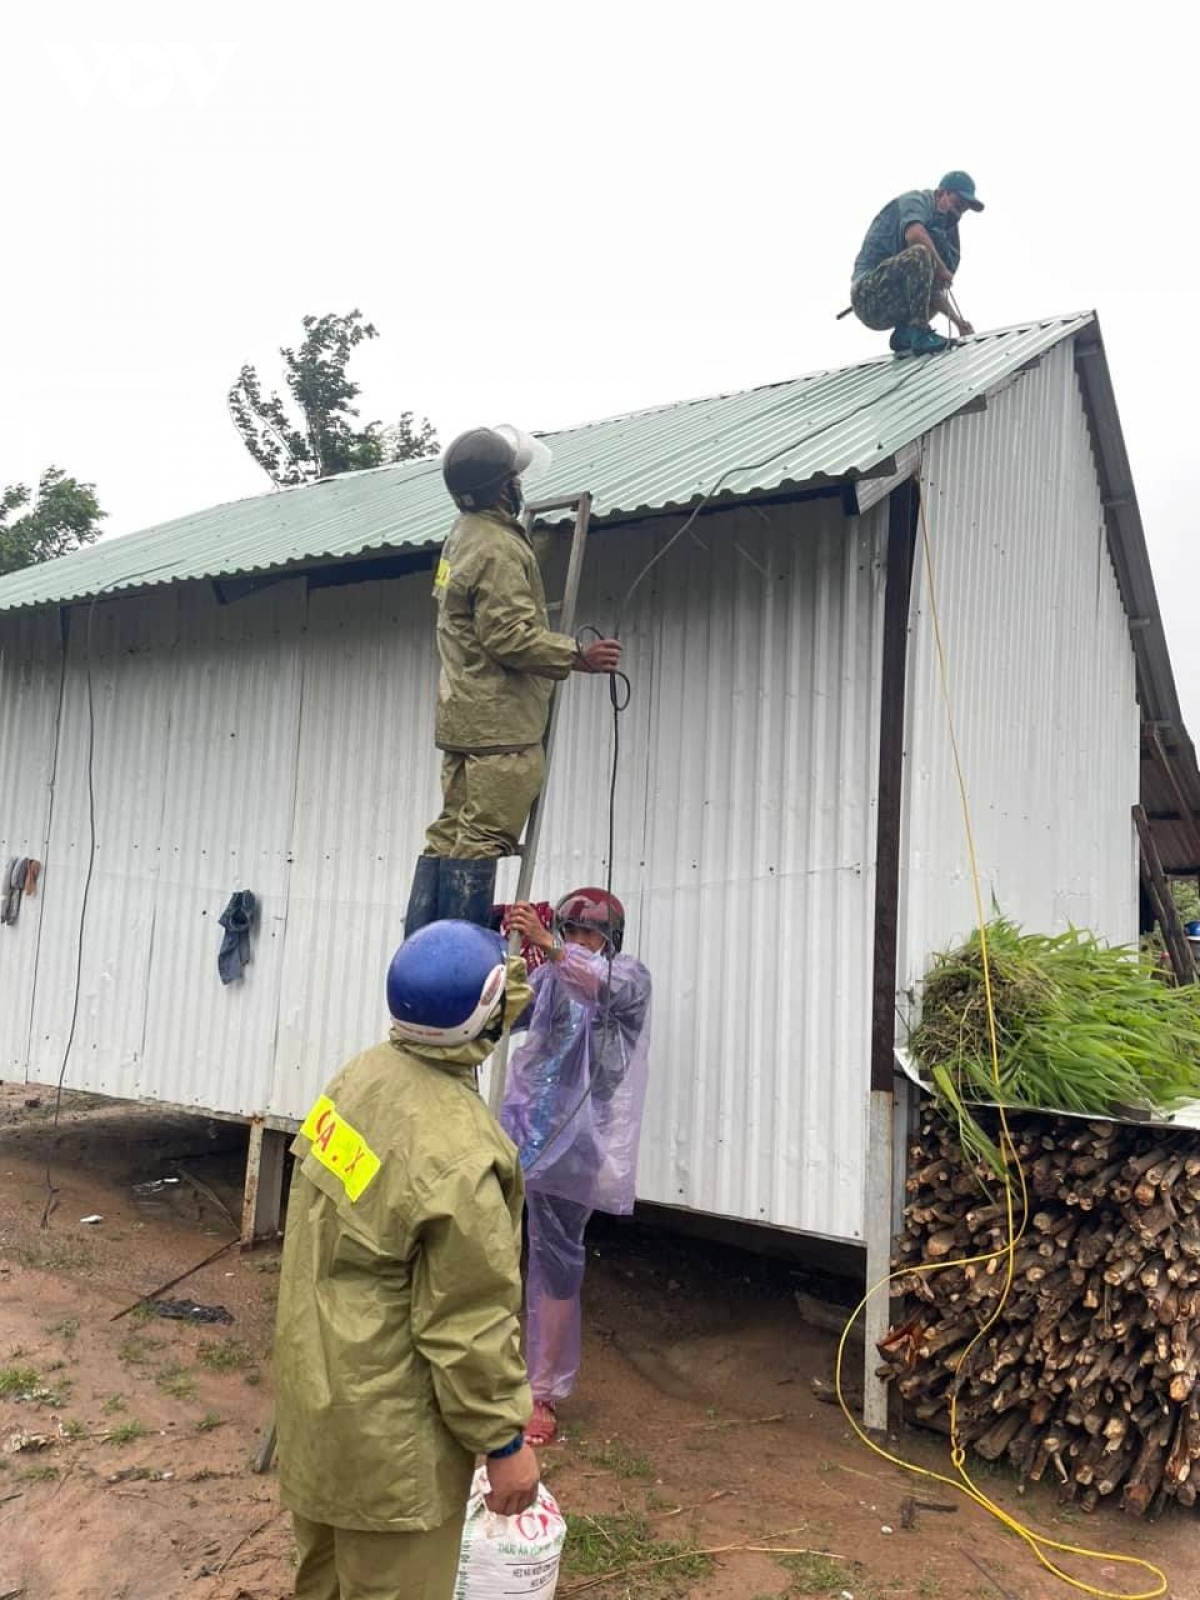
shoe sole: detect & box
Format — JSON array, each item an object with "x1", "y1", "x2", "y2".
[{"x1": 893, "y1": 341, "x2": 956, "y2": 360}]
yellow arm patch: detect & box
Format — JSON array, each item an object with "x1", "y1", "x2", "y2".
[
  {"x1": 433, "y1": 557, "x2": 450, "y2": 594},
  {"x1": 298, "y1": 1095, "x2": 381, "y2": 1203}
]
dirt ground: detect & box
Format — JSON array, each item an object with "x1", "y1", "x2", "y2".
[{"x1": 0, "y1": 1086, "x2": 1196, "y2": 1600}]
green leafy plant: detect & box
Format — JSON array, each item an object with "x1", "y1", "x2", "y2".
[
  {"x1": 117, "y1": 1335, "x2": 161, "y2": 1367},
  {"x1": 155, "y1": 1363, "x2": 195, "y2": 1400},
  {"x1": 0, "y1": 1365, "x2": 40, "y2": 1396},
  {"x1": 777, "y1": 1550, "x2": 853, "y2": 1593},
  {"x1": 107, "y1": 1419, "x2": 146, "y2": 1446},
  {"x1": 562, "y1": 1513, "x2": 710, "y2": 1595},
  {"x1": 911, "y1": 918, "x2": 1200, "y2": 1174}
]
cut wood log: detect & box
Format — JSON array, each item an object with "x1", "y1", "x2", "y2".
[{"x1": 883, "y1": 1105, "x2": 1200, "y2": 1518}]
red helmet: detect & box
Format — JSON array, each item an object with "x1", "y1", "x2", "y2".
[{"x1": 553, "y1": 887, "x2": 625, "y2": 952}]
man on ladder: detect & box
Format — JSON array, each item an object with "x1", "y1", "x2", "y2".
[{"x1": 404, "y1": 425, "x2": 622, "y2": 932}]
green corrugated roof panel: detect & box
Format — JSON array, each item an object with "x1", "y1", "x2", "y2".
[{"x1": 0, "y1": 313, "x2": 1093, "y2": 613}]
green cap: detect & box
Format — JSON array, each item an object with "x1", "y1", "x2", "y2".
[{"x1": 938, "y1": 170, "x2": 984, "y2": 211}]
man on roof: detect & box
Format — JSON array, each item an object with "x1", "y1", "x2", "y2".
[{"x1": 850, "y1": 171, "x2": 984, "y2": 357}]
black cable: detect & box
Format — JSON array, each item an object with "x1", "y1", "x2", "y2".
[
  {"x1": 521, "y1": 631, "x2": 630, "y2": 1179},
  {"x1": 613, "y1": 357, "x2": 931, "y2": 634},
  {"x1": 576, "y1": 624, "x2": 630, "y2": 992},
  {"x1": 40, "y1": 596, "x2": 100, "y2": 1229},
  {"x1": 598, "y1": 647, "x2": 629, "y2": 1042}
]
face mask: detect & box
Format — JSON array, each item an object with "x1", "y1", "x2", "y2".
[
  {"x1": 575, "y1": 943, "x2": 609, "y2": 967},
  {"x1": 498, "y1": 476, "x2": 523, "y2": 518}
]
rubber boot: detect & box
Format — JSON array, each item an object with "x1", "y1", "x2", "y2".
[
  {"x1": 403, "y1": 855, "x2": 442, "y2": 938},
  {"x1": 436, "y1": 857, "x2": 498, "y2": 928}
]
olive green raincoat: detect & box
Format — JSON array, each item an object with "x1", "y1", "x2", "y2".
[
  {"x1": 274, "y1": 976, "x2": 534, "y2": 1534},
  {"x1": 433, "y1": 509, "x2": 579, "y2": 754}
]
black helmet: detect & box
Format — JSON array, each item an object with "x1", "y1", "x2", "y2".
[{"x1": 442, "y1": 427, "x2": 518, "y2": 510}]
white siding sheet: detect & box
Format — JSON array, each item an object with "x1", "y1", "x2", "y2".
[
  {"x1": 0, "y1": 610, "x2": 63, "y2": 1073},
  {"x1": 270, "y1": 577, "x2": 442, "y2": 1114},
  {"x1": 899, "y1": 339, "x2": 1140, "y2": 1007},
  {"x1": 516, "y1": 504, "x2": 889, "y2": 1240},
  {"x1": 20, "y1": 584, "x2": 304, "y2": 1112},
  {"x1": 8, "y1": 499, "x2": 886, "y2": 1242},
  {"x1": 269, "y1": 504, "x2": 887, "y2": 1242}
]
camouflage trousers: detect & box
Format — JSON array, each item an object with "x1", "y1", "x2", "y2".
[
  {"x1": 851, "y1": 244, "x2": 936, "y2": 331},
  {"x1": 424, "y1": 746, "x2": 545, "y2": 859},
  {"x1": 292, "y1": 1508, "x2": 465, "y2": 1599}
]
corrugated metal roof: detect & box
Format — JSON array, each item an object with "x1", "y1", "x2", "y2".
[{"x1": 0, "y1": 313, "x2": 1094, "y2": 614}]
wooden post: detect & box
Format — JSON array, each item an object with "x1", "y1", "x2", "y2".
[
  {"x1": 241, "y1": 1119, "x2": 288, "y2": 1249},
  {"x1": 864, "y1": 477, "x2": 920, "y2": 1432},
  {"x1": 1133, "y1": 804, "x2": 1196, "y2": 985}
]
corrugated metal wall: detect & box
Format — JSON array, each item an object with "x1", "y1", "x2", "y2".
[
  {"x1": 899, "y1": 339, "x2": 1140, "y2": 1007},
  {"x1": 270, "y1": 576, "x2": 441, "y2": 1113},
  {"x1": 0, "y1": 610, "x2": 63, "y2": 1073},
  {"x1": 14, "y1": 584, "x2": 305, "y2": 1109},
  {"x1": 266, "y1": 500, "x2": 889, "y2": 1242},
  {"x1": 2, "y1": 500, "x2": 888, "y2": 1242},
  {"x1": 0, "y1": 338, "x2": 1143, "y2": 1241},
  {"x1": 521, "y1": 504, "x2": 889, "y2": 1239}
]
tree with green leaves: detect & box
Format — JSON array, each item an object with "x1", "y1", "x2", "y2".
[
  {"x1": 228, "y1": 310, "x2": 438, "y2": 489},
  {"x1": 0, "y1": 468, "x2": 106, "y2": 577}
]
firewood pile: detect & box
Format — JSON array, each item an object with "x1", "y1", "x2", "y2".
[{"x1": 883, "y1": 1103, "x2": 1200, "y2": 1517}]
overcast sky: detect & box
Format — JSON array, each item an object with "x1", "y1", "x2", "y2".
[{"x1": 6, "y1": 2, "x2": 1198, "y2": 720}]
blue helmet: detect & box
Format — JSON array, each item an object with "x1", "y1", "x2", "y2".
[
  {"x1": 1186, "y1": 921, "x2": 1200, "y2": 942},
  {"x1": 387, "y1": 921, "x2": 507, "y2": 1047}
]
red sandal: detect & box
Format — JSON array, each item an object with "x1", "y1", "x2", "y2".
[{"x1": 526, "y1": 1400, "x2": 558, "y2": 1447}]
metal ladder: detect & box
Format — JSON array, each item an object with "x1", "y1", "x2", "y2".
[{"x1": 486, "y1": 490, "x2": 594, "y2": 1115}]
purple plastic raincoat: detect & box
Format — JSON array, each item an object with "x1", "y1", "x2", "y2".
[
  {"x1": 502, "y1": 945, "x2": 651, "y2": 1215},
  {"x1": 501, "y1": 945, "x2": 651, "y2": 1405}
]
